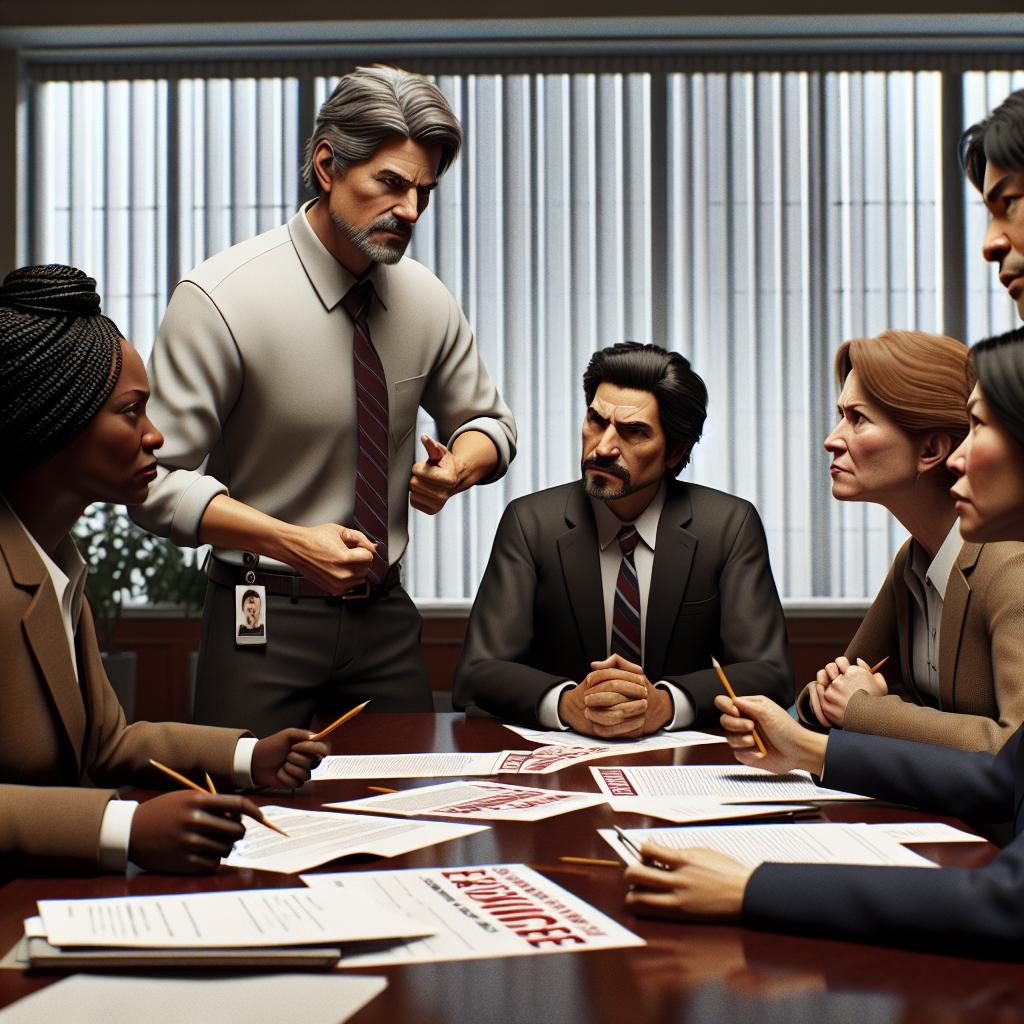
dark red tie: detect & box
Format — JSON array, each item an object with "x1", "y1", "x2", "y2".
[
  {"x1": 342, "y1": 280, "x2": 389, "y2": 585},
  {"x1": 611, "y1": 526, "x2": 642, "y2": 664}
]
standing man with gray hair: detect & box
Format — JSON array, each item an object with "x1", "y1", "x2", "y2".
[{"x1": 133, "y1": 66, "x2": 516, "y2": 735}]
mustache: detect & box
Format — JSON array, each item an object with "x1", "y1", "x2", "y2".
[
  {"x1": 582, "y1": 455, "x2": 629, "y2": 482},
  {"x1": 366, "y1": 213, "x2": 411, "y2": 238}
]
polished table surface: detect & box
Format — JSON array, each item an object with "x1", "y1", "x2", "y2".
[{"x1": 1, "y1": 713, "x2": 1021, "y2": 1023}]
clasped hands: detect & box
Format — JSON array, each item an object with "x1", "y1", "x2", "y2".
[
  {"x1": 129, "y1": 728, "x2": 328, "y2": 875},
  {"x1": 807, "y1": 655, "x2": 888, "y2": 728},
  {"x1": 558, "y1": 654, "x2": 672, "y2": 738}
]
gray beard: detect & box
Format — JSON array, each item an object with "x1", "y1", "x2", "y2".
[{"x1": 330, "y1": 211, "x2": 411, "y2": 265}]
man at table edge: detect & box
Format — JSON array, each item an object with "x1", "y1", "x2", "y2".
[{"x1": 454, "y1": 341, "x2": 793, "y2": 739}]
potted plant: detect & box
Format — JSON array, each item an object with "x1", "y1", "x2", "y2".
[{"x1": 73, "y1": 503, "x2": 206, "y2": 720}]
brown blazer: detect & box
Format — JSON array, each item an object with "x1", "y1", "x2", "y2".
[
  {"x1": 0, "y1": 503, "x2": 246, "y2": 874},
  {"x1": 797, "y1": 537, "x2": 1024, "y2": 753}
]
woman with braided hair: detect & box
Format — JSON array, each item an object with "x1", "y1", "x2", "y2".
[{"x1": 0, "y1": 264, "x2": 327, "y2": 875}]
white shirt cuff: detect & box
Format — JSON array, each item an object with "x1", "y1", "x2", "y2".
[
  {"x1": 97, "y1": 798, "x2": 139, "y2": 873},
  {"x1": 656, "y1": 681, "x2": 696, "y2": 730},
  {"x1": 233, "y1": 737, "x2": 258, "y2": 788},
  {"x1": 538, "y1": 682, "x2": 577, "y2": 730}
]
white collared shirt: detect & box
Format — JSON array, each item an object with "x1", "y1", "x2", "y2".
[
  {"x1": 7, "y1": 501, "x2": 257, "y2": 872},
  {"x1": 19, "y1": 515, "x2": 88, "y2": 683},
  {"x1": 903, "y1": 520, "x2": 963, "y2": 702},
  {"x1": 538, "y1": 482, "x2": 696, "y2": 731}
]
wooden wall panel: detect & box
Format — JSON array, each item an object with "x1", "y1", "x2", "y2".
[{"x1": 111, "y1": 612, "x2": 860, "y2": 723}]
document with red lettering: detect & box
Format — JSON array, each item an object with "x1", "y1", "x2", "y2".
[
  {"x1": 300, "y1": 864, "x2": 644, "y2": 965},
  {"x1": 327, "y1": 781, "x2": 606, "y2": 821},
  {"x1": 590, "y1": 764, "x2": 869, "y2": 802},
  {"x1": 310, "y1": 746, "x2": 642, "y2": 780}
]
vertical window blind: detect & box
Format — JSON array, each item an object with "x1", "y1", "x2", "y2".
[{"x1": 24, "y1": 63, "x2": 1014, "y2": 606}]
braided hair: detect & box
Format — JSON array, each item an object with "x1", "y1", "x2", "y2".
[{"x1": 0, "y1": 264, "x2": 123, "y2": 481}]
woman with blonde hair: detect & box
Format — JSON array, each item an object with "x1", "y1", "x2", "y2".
[{"x1": 798, "y1": 329, "x2": 1024, "y2": 752}]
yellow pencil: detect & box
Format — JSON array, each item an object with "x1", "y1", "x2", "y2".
[
  {"x1": 367, "y1": 785, "x2": 397, "y2": 794},
  {"x1": 868, "y1": 655, "x2": 890, "y2": 674},
  {"x1": 149, "y1": 759, "x2": 290, "y2": 838},
  {"x1": 558, "y1": 856, "x2": 622, "y2": 868},
  {"x1": 310, "y1": 700, "x2": 371, "y2": 742},
  {"x1": 712, "y1": 656, "x2": 767, "y2": 755}
]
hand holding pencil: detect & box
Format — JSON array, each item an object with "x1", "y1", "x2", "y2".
[
  {"x1": 715, "y1": 693, "x2": 829, "y2": 778},
  {"x1": 128, "y1": 787, "x2": 267, "y2": 875},
  {"x1": 251, "y1": 726, "x2": 332, "y2": 790}
]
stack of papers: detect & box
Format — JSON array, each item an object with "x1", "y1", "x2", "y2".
[
  {"x1": 301, "y1": 864, "x2": 644, "y2": 966},
  {"x1": 20, "y1": 887, "x2": 430, "y2": 970}
]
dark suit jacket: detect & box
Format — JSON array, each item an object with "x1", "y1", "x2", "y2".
[
  {"x1": 0, "y1": 502, "x2": 246, "y2": 874},
  {"x1": 744, "y1": 725, "x2": 1024, "y2": 956},
  {"x1": 454, "y1": 479, "x2": 793, "y2": 726}
]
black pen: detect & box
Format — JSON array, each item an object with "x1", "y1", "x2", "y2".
[{"x1": 613, "y1": 824, "x2": 672, "y2": 870}]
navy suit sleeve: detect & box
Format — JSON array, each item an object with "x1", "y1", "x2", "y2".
[
  {"x1": 743, "y1": 727, "x2": 1023, "y2": 955},
  {"x1": 453, "y1": 503, "x2": 569, "y2": 724}
]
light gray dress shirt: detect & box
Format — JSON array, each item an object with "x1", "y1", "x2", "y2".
[{"x1": 132, "y1": 203, "x2": 517, "y2": 571}]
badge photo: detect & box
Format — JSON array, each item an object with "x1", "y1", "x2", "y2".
[{"x1": 235, "y1": 584, "x2": 267, "y2": 646}]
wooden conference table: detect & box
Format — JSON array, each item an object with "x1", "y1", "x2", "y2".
[{"x1": 0, "y1": 713, "x2": 1020, "y2": 1024}]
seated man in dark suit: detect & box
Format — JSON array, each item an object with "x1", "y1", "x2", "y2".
[{"x1": 454, "y1": 342, "x2": 793, "y2": 738}]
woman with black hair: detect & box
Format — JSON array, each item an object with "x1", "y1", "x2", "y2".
[{"x1": 0, "y1": 264, "x2": 326, "y2": 875}]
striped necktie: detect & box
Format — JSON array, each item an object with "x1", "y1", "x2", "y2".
[
  {"x1": 342, "y1": 280, "x2": 389, "y2": 585},
  {"x1": 611, "y1": 525, "x2": 642, "y2": 664}
]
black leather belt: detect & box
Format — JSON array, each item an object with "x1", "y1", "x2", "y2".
[{"x1": 207, "y1": 557, "x2": 401, "y2": 601}]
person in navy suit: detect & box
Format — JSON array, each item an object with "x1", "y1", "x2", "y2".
[{"x1": 625, "y1": 326, "x2": 1024, "y2": 957}]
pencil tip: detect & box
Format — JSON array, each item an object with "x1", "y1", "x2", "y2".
[{"x1": 711, "y1": 656, "x2": 721, "y2": 668}]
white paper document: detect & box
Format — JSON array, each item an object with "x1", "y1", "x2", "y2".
[
  {"x1": 601, "y1": 822, "x2": 937, "y2": 869},
  {"x1": 301, "y1": 863, "x2": 644, "y2": 966},
  {"x1": 328, "y1": 781, "x2": 607, "y2": 821},
  {"x1": 591, "y1": 764, "x2": 868, "y2": 802},
  {"x1": 222, "y1": 805, "x2": 485, "y2": 873},
  {"x1": 37, "y1": 887, "x2": 429, "y2": 949},
  {"x1": 863, "y1": 821, "x2": 986, "y2": 844},
  {"x1": 311, "y1": 745, "x2": 632, "y2": 779},
  {"x1": 0, "y1": 973, "x2": 387, "y2": 1024},
  {"x1": 598, "y1": 795, "x2": 815, "y2": 824},
  {"x1": 503, "y1": 724, "x2": 724, "y2": 751}
]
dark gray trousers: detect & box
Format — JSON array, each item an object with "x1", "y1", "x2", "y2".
[{"x1": 192, "y1": 581, "x2": 433, "y2": 737}]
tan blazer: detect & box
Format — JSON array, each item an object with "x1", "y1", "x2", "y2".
[
  {"x1": 0, "y1": 503, "x2": 245, "y2": 874},
  {"x1": 797, "y1": 538, "x2": 1024, "y2": 753}
]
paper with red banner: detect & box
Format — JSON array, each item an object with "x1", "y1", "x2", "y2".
[
  {"x1": 300, "y1": 864, "x2": 643, "y2": 966},
  {"x1": 310, "y1": 745, "x2": 631, "y2": 780},
  {"x1": 590, "y1": 764, "x2": 869, "y2": 802},
  {"x1": 327, "y1": 781, "x2": 606, "y2": 821}
]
